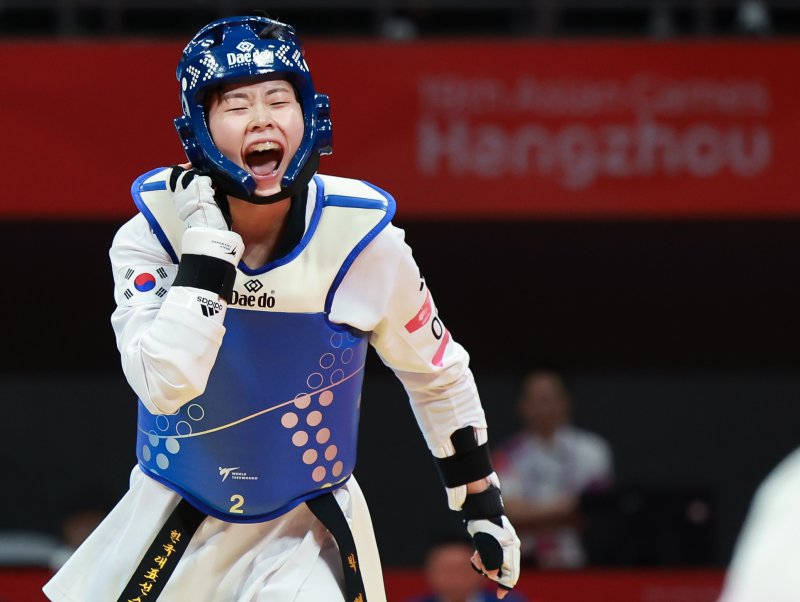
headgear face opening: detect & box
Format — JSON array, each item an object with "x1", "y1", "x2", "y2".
[{"x1": 174, "y1": 16, "x2": 332, "y2": 203}]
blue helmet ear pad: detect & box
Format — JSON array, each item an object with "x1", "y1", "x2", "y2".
[
  {"x1": 174, "y1": 113, "x2": 256, "y2": 199},
  {"x1": 313, "y1": 93, "x2": 333, "y2": 156}
]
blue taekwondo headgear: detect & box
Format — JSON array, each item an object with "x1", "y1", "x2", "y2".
[{"x1": 174, "y1": 16, "x2": 332, "y2": 203}]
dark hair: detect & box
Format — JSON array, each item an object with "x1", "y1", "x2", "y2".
[{"x1": 246, "y1": 10, "x2": 295, "y2": 41}]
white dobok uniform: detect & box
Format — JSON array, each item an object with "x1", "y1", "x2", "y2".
[
  {"x1": 719, "y1": 446, "x2": 800, "y2": 602},
  {"x1": 44, "y1": 171, "x2": 488, "y2": 602}
]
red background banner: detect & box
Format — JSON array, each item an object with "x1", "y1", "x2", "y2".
[{"x1": 3, "y1": 41, "x2": 799, "y2": 219}]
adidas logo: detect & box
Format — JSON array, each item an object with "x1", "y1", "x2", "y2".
[
  {"x1": 197, "y1": 295, "x2": 224, "y2": 318},
  {"x1": 201, "y1": 305, "x2": 219, "y2": 317}
]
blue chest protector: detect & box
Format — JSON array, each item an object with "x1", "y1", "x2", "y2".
[{"x1": 131, "y1": 169, "x2": 395, "y2": 523}]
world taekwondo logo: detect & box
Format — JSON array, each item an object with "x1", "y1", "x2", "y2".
[
  {"x1": 219, "y1": 466, "x2": 239, "y2": 482},
  {"x1": 219, "y1": 466, "x2": 259, "y2": 482}
]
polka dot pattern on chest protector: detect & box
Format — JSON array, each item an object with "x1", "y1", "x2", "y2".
[{"x1": 279, "y1": 330, "x2": 361, "y2": 486}]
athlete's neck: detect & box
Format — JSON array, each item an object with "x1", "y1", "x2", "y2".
[{"x1": 228, "y1": 196, "x2": 291, "y2": 269}]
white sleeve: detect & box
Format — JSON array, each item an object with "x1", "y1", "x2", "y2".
[
  {"x1": 720, "y1": 447, "x2": 800, "y2": 601},
  {"x1": 330, "y1": 224, "x2": 487, "y2": 456},
  {"x1": 109, "y1": 214, "x2": 229, "y2": 415}
]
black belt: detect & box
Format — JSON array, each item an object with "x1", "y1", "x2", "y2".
[
  {"x1": 117, "y1": 493, "x2": 367, "y2": 602},
  {"x1": 116, "y1": 499, "x2": 205, "y2": 602},
  {"x1": 307, "y1": 492, "x2": 368, "y2": 602}
]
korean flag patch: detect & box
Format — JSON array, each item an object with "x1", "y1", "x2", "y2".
[{"x1": 120, "y1": 265, "x2": 176, "y2": 304}]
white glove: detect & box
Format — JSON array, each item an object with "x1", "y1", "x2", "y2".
[
  {"x1": 169, "y1": 166, "x2": 230, "y2": 231},
  {"x1": 468, "y1": 515, "x2": 521, "y2": 596},
  {"x1": 433, "y1": 427, "x2": 520, "y2": 597},
  {"x1": 168, "y1": 166, "x2": 243, "y2": 266},
  {"x1": 462, "y1": 486, "x2": 521, "y2": 598}
]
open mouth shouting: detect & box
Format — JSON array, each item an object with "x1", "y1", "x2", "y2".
[{"x1": 245, "y1": 140, "x2": 284, "y2": 186}]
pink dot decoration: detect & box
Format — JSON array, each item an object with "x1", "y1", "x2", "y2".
[
  {"x1": 325, "y1": 445, "x2": 338, "y2": 461},
  {"x1": 294, "y1": 394, "x2": 311, "y2": 409},
  {"x1": 292, "y1": 431, "x2": 309, "y2": 446},
  {"x1": 281, "y1": 412, "x2": 298, "y2": 428},
  {"x1": 302, "y1": 449, "x2": 318, "y2": 464},
  {"x1": 319, "y1": 391, "x2": 334, "y2": 407},
  {"x1": 316, "y1": 428, "x2": 331, "y2": 444},
  {"x1": 312, "y1": 466, "x2": 327, "y2": 482},
  {"x1": 332, "y1": 461, "x2": 344, "y2": 477},
  {"x1": 306, "y1": 411, "x2": 322, "y2": 427}
]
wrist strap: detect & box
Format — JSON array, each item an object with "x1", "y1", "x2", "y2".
[
  {"x1": 462, "y1": 485, "x2": 504, "y2": 521},
  {"x1": 173, "y1": 254, "x2": 236, "y2": 303}
]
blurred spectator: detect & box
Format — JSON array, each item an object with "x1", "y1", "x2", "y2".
[
  {"x1": 737, "y1": 0, "x2": 771, "y2": 35},
  {"x1": 719, "y1": 446, "x2": 800, "y2": 601},
  {"x1": 0, "y1": 505, "x2": 104, "y2": 571},
  {"x1": 0, "y1": 531, "x2": 60, "y2": 568},
  {"x1": 493, "y1": 370, "x2": 614, "y2": 569},
  {"x1": 47, "y1": 502, "x2": 107, "y2": 570},
  {"x1": 406, "y1": 534, "x2": 527, "y2": 602}
]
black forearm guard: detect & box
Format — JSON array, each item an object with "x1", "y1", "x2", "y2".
[
  {"x1": 433, "y1": 426, "x2": 494, "y2": 488},
  {"x1": 173, "y1": 254, "x2": 236, "y2": 303}
]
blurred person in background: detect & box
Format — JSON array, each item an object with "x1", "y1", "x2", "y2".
[
  {"x1": 0, "y1": 490, "x2": 109, "y2": 571},
  {"x1": 48, "y1": 492, "x2": 111, "y2": 570},
  {"x1": 493, "y1": 370, "x2": 614, "y2": 569},
  {"x1": 718, "y1": 446, "x2": 800, "y2": 601},
  {"x1": 406, "y1": 534, "x2": 528, "y2": 602}
]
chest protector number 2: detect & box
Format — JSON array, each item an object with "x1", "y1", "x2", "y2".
[{"x1": 229, "y1": 495, "x2": 245, "y2": 514}]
